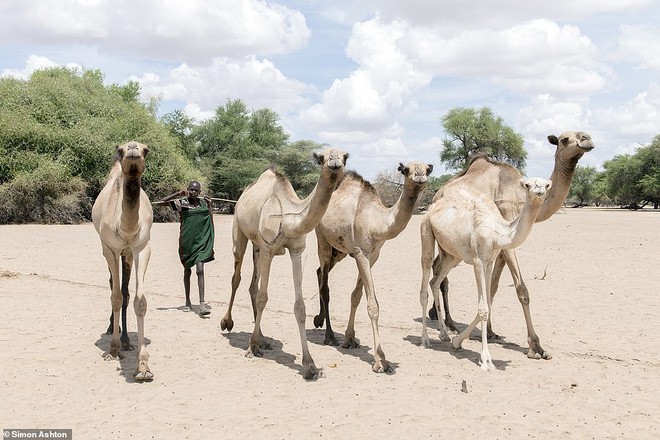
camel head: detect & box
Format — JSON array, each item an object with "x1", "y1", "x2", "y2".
[
  {"x1": 313, "y1": 148, "x2": 349, "y2": 184},
  {"x1": 547, "y1": 131, "x2": 594, "y2": 164},
  {"x1": 398, "y1": 161, "x2": 433, "y2": 194},
  {"x1": 519, "y1": 177, "x2": 552, "y2": 203},
  {"x1": 115, "y1": 141, "x2": 149, "y2": 178}
]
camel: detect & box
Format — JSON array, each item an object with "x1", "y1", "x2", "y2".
[
  {"x1": 428, "y1": 131, "x2": 594, "y2": 359},
  {"x1": 220, "y1": 148, "x2": 348, "y2": 379},
  {"x1": 313, "y1": 161, "x2": 433, "y2": 373},
  {"x1": 92, "y1": 141, "x2": 153, "y2": 381},
  {"x1": 420, "y1": 174, "x2": 552, "y2": 370}
]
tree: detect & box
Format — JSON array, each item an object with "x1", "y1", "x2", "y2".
[
  {"x1": 440, "y1": 107, "x2": 527, "y2": 171},
  {"x1": 567, "y1": 165, "x2": 599, "y2": 207},
  {"x1": 0, "y1": 66, "x2": 199, "y2": 223}
]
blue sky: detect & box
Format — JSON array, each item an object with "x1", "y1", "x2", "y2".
[{"x1": 1, "y1": 0, "x2": 659, "y2": 180}]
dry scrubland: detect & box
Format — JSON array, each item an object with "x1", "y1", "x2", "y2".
[{"x1": 0, "y1": 208, "x2": 658, "y2": 439}]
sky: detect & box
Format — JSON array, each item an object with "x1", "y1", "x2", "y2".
[{"x1": 1, "y1": 0, "x2": 660, "y2": 180}]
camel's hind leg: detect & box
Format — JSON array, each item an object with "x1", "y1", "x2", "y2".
[
  {"x1": 221, "y1": 226, "x2": 249, "y2": 332},
  {"x1": 132, "y1": 245, "x2": 153, "y2": 381},
  {"x1": 501, "y1": 249, "x2": 551, "y2": 360}
]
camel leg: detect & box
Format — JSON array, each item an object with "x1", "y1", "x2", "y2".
[
  {"x1": 247, "y1": 245, "x2": 270, "y2": 349},
  {"x1": 101, "y1": 244, "x2": 123, "y2": 360},
  {"x1": 221, "y1": 227, "x2": 248, "y2": 332},
  {"x1": 246, "y1": 250, "x2": 272, "y2": 359},
  {"x1": 353, "y1": 248, "x2": 391, "y2": 373},
  {"x1": 429, "y1": 252, "x2": 458, "y2": 343},
  {"x1": 484, "y1": 251, "x2": 507, "y2": 339},
  {"x1": 452, "y1": 259, "x2": 495, "y2": 371},
  {"x1": 342, "y1": 277, "x2": 363, "y2": 349},
  {"x1": 419, "y1": 220, "x2": 441, "y2": 348},
  {"x1": 119, "y1": 255, "x2": 134, "y2": 351},
  {"x1": 501, "y1": 249, "x2": 552, "y2": 360},
  {"x1": 132, "y1": 245, "x2": 153, "y2": 381},
  {"x1": 290, "y1": 249, "x2": 319, "y2": 379}
]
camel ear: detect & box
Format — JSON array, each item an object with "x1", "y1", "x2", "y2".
[
  {"x1": 398, "y1": 162, "x2": 406, "y2": 175},
  {"x1": 519, "y1": 178, "x2": 527, "y2": 189},
  {"x1": 547, "y1": 135, "x2": 558, "y2": 145},
  {"x1": 343, "y1": 152, "x2": 349, "y2": 165},
  {"x1": 427, "y1": 164, "x2": 434, "y2": 175},
  {"x1": 313, "y1": 152, "x2": 323, "y2": 165},
  {"x1": 546, "y1": 180, "x2": 552, "y2": 190},
  {"x1": 143, "y1": 145, "x2": 150, "y2": 157}
]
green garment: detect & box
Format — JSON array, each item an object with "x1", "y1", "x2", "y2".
[{"x1": 177, "y1": 199, "x2": 215, "y2": 268}]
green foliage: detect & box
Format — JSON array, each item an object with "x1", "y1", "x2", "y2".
[
  {"x1": 0, "y1": 160, "x2": 88, "y2": 223},
  {"x1": 601, "y1": 137, "x2": 660, "y2": 209},
  {"x1": 193, "y1": 99, "x2": 323, "y2": 200},
  {"x1": 0, "y1": 66, "x2": 199, "y2": 223},
  {"x1": 567, "y1": 166, "x2": 598, "y2": 206},
  {"x1": 440, "y1": 107, "x2": 527, "y2": 171}
]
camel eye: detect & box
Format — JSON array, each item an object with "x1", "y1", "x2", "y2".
[{"x1": 561, "y1": 137, "x2": 569, "y2": 145}]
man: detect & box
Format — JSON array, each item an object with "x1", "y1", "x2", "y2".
[{"x1": 155, "y1": 181, "x2": 215, "y2": 316}]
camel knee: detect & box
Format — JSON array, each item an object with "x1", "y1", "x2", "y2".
[
  {"x1": 367, "y1": 301, "x2": 379, "y2": 321},
  {"x1": 293, "y1": 298, "x2": 306, "y2": 322},
  {"x1": 478, "y1": 306, "x2": 489, "y2": 322},
  {"x1": 516, "y1": 284, "x2": 530, "y2": 305},
  {"x1": 134, "y1": 295, "x2": 147, "y2": 317}
]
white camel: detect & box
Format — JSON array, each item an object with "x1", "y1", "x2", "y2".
[{"x1": 420, "y1": 175, "x2": 552, "y2": 370}]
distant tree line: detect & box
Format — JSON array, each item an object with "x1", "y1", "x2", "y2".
[{"x1": 1, "y1": 67, "x2": 658, "y2": 224}]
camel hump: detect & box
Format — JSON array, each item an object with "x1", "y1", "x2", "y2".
[{"x1": 259, "y1": 194, "x2": 283, "y2": 245}]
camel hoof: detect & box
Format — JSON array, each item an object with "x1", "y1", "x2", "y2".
[
  {"x1": 133, "y1": 370, "x2": 154, "y2": 382},
  {"x1": 303, "y1": 365, "x2": 319, "y2": 380},
  {"x1": 341, "y1": 339, "x2": 359, "y2": 349},
  {"x1": 528, "y1": 349, "x2": 552, "y2": 360},
  {"x1": 451, "y1": 336, "x2": 462, "y2": 350},
  {"x1": 487, "y1": 331, "x2": 502, "y2": 340},
  {"x1": 323, "y1": 334, "x2": 339, "y2": 346},
  {"x1": 313, "y1": 315, "x2": 324, "y2": 328},
  {"x1": 421, "y1": 336, "x2": 431, "y2": 349},
  {"x1": 373, "y1": 361, "x2": 393, "y2": 374},
  {"x1": 428, "y1": 307, "x2": 438, "y2": 320},
  {"x1": 121, "y1": 341, "x2": 135, "y2": 351},
  {"x1": 221, "y1": 318, "x2": 234, "y2": 332}
]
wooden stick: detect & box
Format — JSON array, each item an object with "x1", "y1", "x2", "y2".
[{"x1": 208, "y1": 197, "x2": 238, "y2": 203}]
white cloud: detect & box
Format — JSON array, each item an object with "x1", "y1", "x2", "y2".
[
  {"x1": 0, "y1": 55, "x2": 80, "y2": 79},
  {"x1": 0, "y1": 0, "x2": 310, "y2": 64},
  {"x1": 617, "y1": 24, "x2": 660, "y2": 72},
  {"x1": 135, "y1": 56, "x2": 313, "y2": 121}
]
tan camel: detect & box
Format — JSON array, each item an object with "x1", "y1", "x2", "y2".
[
  {"x1": 92, "y1": 141, "x2": 153, "y2": 381},
  {"x1": 313, "y1": 161, "x2": 433, "y2": 373},
  {"x1": 220, "y1": 148, "x2": 348, "y2": 379},
  {"x1": 428, "y1": 131, "x2": 594, "y2": 359},
  {"x1": 420, "y1": 176, "x2": 552, "y2": 370}
]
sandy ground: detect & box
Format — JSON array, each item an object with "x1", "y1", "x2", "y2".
[{"x1": 0, "y1": 208, "x2": 658, "y2": 439}]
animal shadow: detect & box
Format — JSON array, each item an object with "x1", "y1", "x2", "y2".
[
  {"x1": 406, "y1": 319, "x2": 516, "y2": 370},
  {"x1": 95, "y1": 331, "x2": 152, "y2": 383},
  {"x1": 221, "y1": 331, "x2": 313, "y2": 379},
  {"x1": 306, "y1": 328, "x2": 396, "y2": 373}
]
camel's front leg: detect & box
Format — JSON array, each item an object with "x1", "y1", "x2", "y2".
[
  {"x1": 501, "y1": 249, "x2": 552, "y2": 360},
  {"x1": 354, "y1": 248, "x2": 391, "y2": 373},
  {"x1": 452, "y1": 259, "x2": 495, "y2": 371},
  {"x1": 132, "y1": 245, "x2": 153, "y2": 381},
  {"x1": 290, "y1": 249, "x2": 319, "y2": 379},
  {"x1": 119, "y1": 255, "x2": 134, "y2": 351},
  {"x1": 102, "y1": 245, "x2": 123, "y2": 360}
]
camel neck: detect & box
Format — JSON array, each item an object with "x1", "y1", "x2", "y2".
[
  {"x1": 383, "y1": 184, "x2": 421, "y2": 239},
  {"x1": 536, "y1": 155, "x2": 579, "y2": 222},
  {"x1": 120, "y1": 176, "x2": 142, "y2": 235}
]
